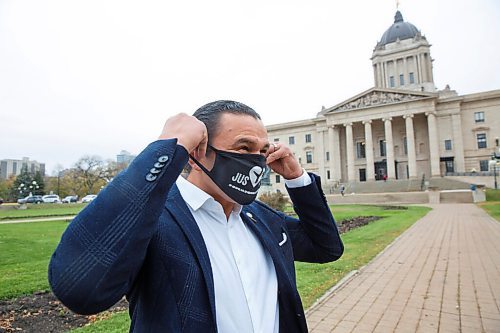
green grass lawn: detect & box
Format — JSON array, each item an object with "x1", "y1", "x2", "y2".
[
  {"x1": 478, "y1": 202, "x2": 500, "y2": 221},
  {"x1": 485, "y1": 188, "x2": 500, "y2": 201},
  {"x1": 0, "y1": 203, "x2": 86, "y2": 220},
  {"x1": 478, "y1": 188, "x2": 500, "y2": 221},
  {"x1": 0, "y1": 220, "x2": 69, "y2": 299},
  {"x1": 0, "y1": 204, "x2": 430, "y2": 332}
]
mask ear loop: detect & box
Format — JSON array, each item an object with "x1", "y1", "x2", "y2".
[
  {"x1": 188, "y1": 154, "x2": 212, "y2": 175},
  {"x1": 188, "y1": 145, "x2": 221, "y2": 187}
]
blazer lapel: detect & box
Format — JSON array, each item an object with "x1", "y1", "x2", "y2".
[
  {"x1": 241, "y1": 208, "x2": 307, "y2": 333},
  {"x1": 164, "y1": 185, "x2": 217, "y2": 328}
]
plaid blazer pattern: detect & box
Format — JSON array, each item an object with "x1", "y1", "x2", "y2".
[{"x1": 49, "y1": 139, "x2": 343, "y2": 332}]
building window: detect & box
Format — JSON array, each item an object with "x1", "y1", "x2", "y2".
[
  {"x1": 403, "y1": 137, "x2": 408, "y2": 155},
  {"x1": 379, "y1": 140, "x2": 386, "y2": 157},
  {"x1": 325, "y1": 151, "x2": 330, "y2": 161},
  {"x1": 409, "y1": 72, "x2": 415, "y2": 84},
  {"x1": 356, "y1": 141, "x2": 366, "y2": 158},
  {"x1": 274, "y1": 138, "x2": 280, "y2": 142},
  {"x1": 479, "y1": 160, "x2": 489, "y2": 172},
  {"x1": 477, "y1": 133, "x2": 487, "y2": 149},
  {"x1": 444, "y1": 140, "x2": 452, "y2": 151},
  {"x1": 306, "y1": 151, "x2": 313, "y2": 163},
  {"x1": 12, "y1": 162, "x2": 17, "y2": 174},
  {"x1": 389, "y1": 76, "x2": 395, "y2": 88},
  {"x1": 305, "y1": 134, "x2": 312, "y2": 143},
  {"x1": 327, "y1": 170, "x2": 331, "y2": 179},
  {"x1": 275, "y1": 175, "x2": 281, "y2": 183},
  {"x1": 289, "y1": 136, "x2": 295, "y2": 145},
  {"x1": 474, "y1": 112, "x2": 485, "y2": 123},
  {"x1": 399, "y1": 74, "x2": 404, "y2": 86}
]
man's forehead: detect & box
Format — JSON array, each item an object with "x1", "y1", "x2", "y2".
[{"x1": 217, "y1": 114, "x2": 267, "y2": 135}]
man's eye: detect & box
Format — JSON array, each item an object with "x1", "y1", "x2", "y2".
[{"x1": 239, "y1": 146, "x2": 250, "y2": 152}]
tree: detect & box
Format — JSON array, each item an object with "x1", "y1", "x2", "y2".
[
  {"x1": 33, "y1": 171, "x2": 45, "y2": 195},
  {"x1": 12, "y1": 164, "x2": 32, "y2": 198},
  {"x1": 74, "y1": 155, "x2": 108, "y2": 195},
  {"x1": 0, "y1": 177, "x2": 13, "y2": 200}
]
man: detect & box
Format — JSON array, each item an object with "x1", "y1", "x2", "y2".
[{"x1": 49, "y1": 100, "x2": 343, "y2": 332}]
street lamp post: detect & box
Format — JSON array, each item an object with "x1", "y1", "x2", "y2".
[
  {"x1": 17, "y1": 184, "x2": 26, "y2": 198},
  {"x1": 28, "y1": 180, "x2": 39, "y2": 196}
]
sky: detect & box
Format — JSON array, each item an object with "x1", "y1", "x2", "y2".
[{"x1": 1, "y1": 0, "x2": 499, "y2": 175}]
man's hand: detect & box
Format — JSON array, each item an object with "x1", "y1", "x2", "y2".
[
  {"x1": 266, "y1": 142, "x2": 303, "y2": 180},
  {"x1": 158, "y1": 113, "x2": 208, "y2": 157}
]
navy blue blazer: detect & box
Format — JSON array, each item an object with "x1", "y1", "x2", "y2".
[{"x1": 48, "y1": 139, "x2": 343, "y2": 332}]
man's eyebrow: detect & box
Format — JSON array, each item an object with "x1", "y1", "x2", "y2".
[
  {"x1": 232, "y1": 138, "x2": 258, "y2": 146},
  {"x1": 231, "y1": 138, "x2": 270, "y2": 150}
]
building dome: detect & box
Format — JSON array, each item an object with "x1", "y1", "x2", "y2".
[{"x1": 378, "y1": 11, "x2": 420, "y2": 46}]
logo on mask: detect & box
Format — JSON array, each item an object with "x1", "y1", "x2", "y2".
[
  {"x1": 249, "y1": 166, "x2": 264, "y2": 187},
  {"x1": 231, "y1": 166, "x2": 264, "y2": 188}
]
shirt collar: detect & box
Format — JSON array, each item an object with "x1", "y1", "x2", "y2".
[{"x1": 176, "y1": 176, "x2": 242, "y2": 214}]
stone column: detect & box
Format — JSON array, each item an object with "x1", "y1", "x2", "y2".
[
  {"x1": 316, "y1": 129, "x2": 326, "y2": 180},
  {"x1": 363, "y1": 120, "x2": 375, "y2": 181},
  {"x1": 344, "y1": 123, "x2": 355, "y2": 181},
  {"x1": 327, "y1": 126, "x2": 336, "y2": 181},
  {"x1": 404, "y1": 114, "x2": 418, "y2": 179},
  {"x1": 452, "y1": 114, "x2": 466, "y2": 172},
  {"x1": 403, "y1": 57, "x2": 408, "y2": 85},
  {"x1": 426, "y1": 112, "x2": 441, "y2": 177},
  {"x1": 382, "y1": 62, "x2": 387, "y2": 88},
  {"x1": 331, "y1": 125, "x2": 342, "y2": 181},
  {"x1": 383, "y1": 117, "x2": 396, "y2": 179},
  {"x1": 417, "y1": 54, "x2": 423, "y2": 83}
]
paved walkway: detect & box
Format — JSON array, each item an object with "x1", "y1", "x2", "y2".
[
  {"x1": 306, "y1": 204, "x2": 500, "y2": 332},
  {"x1": 0, "y1": 216, "x2": 74, "y2": 224}
]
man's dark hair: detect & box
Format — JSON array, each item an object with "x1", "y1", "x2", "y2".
[
  {"x1": 184, "y1": 100, "x2": 261, "y2": 174},
  {"x1": 192, "y1": 100, "x2": 261, "y2": 147}
]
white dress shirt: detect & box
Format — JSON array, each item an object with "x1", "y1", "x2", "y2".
[{"x1": 176, "y1": 171, "x2": 311, "y2": 333}]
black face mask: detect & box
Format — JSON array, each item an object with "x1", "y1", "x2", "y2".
[{"x1": 189, "y1": 145, "x2": 267, "y2": 205}]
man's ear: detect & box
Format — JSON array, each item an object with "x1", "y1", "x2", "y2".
[{"x1": 188, "y1": 157, "x2": 202, "y2": 172}]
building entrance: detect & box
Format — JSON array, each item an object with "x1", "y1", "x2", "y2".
[{"x1": 374, "y1": 161, "x2": 387, "y2": 180}]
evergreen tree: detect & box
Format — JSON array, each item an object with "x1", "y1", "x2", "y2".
[
  {"x1": 33, "y1": 171, "x2": 45, "y2": 195},
  {"x1": 12, "y1": 164, "x2": 32, "y2": 198}
]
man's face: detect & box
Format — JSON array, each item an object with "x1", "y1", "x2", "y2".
[{"x1": 192, "y1": 112, "x2": 270, "y2": 204}]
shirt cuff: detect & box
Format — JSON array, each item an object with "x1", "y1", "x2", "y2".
[{"x1": 284, "y1": 169, "x2": 312, "y2": 188}]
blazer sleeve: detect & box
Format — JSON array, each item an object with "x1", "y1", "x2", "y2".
[
  {"x1": 48, "y1": 139, "x2": 188, "y2": 315},
  {"x1": 284, "y1": 173, "x2": 344, "y2": 263}
]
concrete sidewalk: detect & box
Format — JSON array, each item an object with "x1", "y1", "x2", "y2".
[
  {"x1": 306, "y1": 204, "x2": 500, "y2": 332},
  {"x1": 0, "y1": 216, "x2": 74, "y2": 224}
]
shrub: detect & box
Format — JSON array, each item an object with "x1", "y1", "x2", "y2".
[{"x1": 258, "y1": 191, "x2": 289, "y2": 212}]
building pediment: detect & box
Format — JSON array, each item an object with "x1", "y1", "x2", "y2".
[{"x1": 319, "y1": 87, "x2": 436, "y2": 115}]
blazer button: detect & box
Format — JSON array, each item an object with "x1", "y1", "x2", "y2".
[
  {"x1": 158, "y1": 155, "x2": 169, "y2": 163},
  {"x1": 146, "y1": 174, "x2": 157, "y2": 182},
  {"x1": 150, "y1": 168, "x2": 161, "y2": 174},
  {"x1": 154, "y1": 162, "x2": 165, "y2": 169}
]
